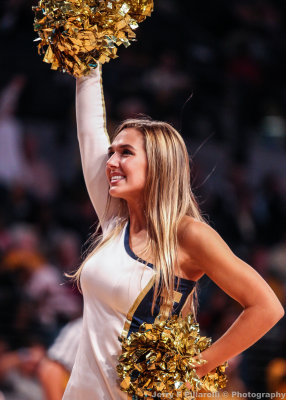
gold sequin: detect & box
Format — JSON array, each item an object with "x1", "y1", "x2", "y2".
[
  {"x1": 33, "y1": 0, "x2": 154, "y2": 77},
  {"x1": 117, "y1": 314, "x2": 227, "y2": 399}
]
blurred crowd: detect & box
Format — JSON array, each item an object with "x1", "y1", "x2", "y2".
[{"x1": 0, "y1": 0, "x2": 286, "y2": 398}]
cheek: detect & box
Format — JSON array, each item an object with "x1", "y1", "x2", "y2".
[
  {"x1": 137, "y1": 162, "x2": 148, "y2": 186},
  {"x1": 142, "y1": 159, "x2": 148, "y2": 180},
  {"x1": 105, "y1": 164, "x2": 110, "y2": 178},
  {"x1": 124, "y1": 159, "x2": 147, "y2": 183}
]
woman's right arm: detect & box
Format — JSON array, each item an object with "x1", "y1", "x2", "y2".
[{"x1": 76, "y1": 66, "x2": 116, "y2": 227}]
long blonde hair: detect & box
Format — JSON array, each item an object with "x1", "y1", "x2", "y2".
[{"x1": 72, "y1": 118, "x2": 204, "y2": 317}]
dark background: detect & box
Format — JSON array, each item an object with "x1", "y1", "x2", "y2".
[{"x1": 0, "y1": 0, "x2": 285, "y2": 398}]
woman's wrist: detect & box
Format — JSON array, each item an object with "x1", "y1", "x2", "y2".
[
  {"x1": 193, "y1": 349, "x2": 219, "y2": 379},
  {"x1": 195, "y1": 363, "x2": 209, "y2": 379}
]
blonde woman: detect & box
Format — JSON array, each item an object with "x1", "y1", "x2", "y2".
[{"x1": 62, "y1": 66, "x2": 284, "y2": 400}]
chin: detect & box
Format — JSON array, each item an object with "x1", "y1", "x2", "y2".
[{"x1": 109, "y1": 188, "x2": 127, "y2": 199}]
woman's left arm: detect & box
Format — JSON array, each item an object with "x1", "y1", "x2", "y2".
[{"x1": 183, "y1": 219, "x2": 285, "y2": 378}]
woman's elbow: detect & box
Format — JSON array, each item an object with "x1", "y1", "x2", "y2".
[
  {"x1": 276, "y1": 302, "x2": 285, "y2": 320},
  {"x1": 265, "y1": 301, "x2": 285, "y2": 326}
]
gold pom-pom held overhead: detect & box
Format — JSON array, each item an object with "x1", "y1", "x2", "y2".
[
  {"x1": 117, "y1": 314, "x2": 227, "y2": 399},
  {"x1": 33, "y1": 0, "x2": 154, "y2": 77}
]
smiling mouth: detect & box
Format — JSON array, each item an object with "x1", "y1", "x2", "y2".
[{"x1": 110, "y1": 176, "x2": 125, "y2": 184}]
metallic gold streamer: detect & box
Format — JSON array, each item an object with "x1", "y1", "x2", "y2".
[
  {"x1": 33, "y1": 0, "x2": 154, "y2": 77},
  {"x1": 117, "y1": 314, "x2": 227, "y2": 399}
]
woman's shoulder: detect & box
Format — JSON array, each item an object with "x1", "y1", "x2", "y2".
[
  {"x1": 178, "y1": 216, "x2": 226, "y2": 262},
  {"x1": 178, "y1": 216, "x2": 212, "y2": 244}
]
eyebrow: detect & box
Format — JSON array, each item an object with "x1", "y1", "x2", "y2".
[{"x1": 108, "y1": 144, "x2": 136, "y2": 151}]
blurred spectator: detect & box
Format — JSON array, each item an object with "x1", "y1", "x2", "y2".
[
  {"x1": 22, "y1": 133, "x2": 58, "y2": 202},
  {"x1": 0, "y1": 76, "x2": 27, "y2": 186},
  {"x1": 0, "y1": 344, "x2": 45, "y2": 400},
  {"x1": 1, "y1": 225, "x2": 81, "y2": 347},
  {"x1": 37, "y1": 318, "x2": 82, "y2": 400}
]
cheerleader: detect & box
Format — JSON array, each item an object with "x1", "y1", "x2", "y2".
[{"x1": 62, "y1": 66, "x2": 284, "y2": 399}]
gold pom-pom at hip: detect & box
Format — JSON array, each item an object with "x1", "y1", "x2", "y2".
[
  {"x1": 33, "y1": 0, "x2": 154, "y2": 78},
  {"x1": 117, "y1": 314, "x2": 227, "y2": 399}
]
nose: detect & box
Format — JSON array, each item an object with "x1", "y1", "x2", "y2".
[{"x1": 106, "y1": 152, "x2": 120, "y2": 169}]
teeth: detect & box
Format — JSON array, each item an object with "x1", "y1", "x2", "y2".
[{"x1": 111, "y1": 176, "x2": 124, "y2": 182}]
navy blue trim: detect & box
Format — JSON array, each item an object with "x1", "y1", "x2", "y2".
[
  {"x1": 124, "y1": 221, "x2": 196, "y2": 287},
  {"x1": 124, "y1": 221, "x2": 153, "y2": 269}
]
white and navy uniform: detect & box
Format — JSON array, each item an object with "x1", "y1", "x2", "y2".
[{"x1": 62, "y1": 68, "x2": 196, "y2": 400}]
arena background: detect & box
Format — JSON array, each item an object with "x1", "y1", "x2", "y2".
[{"x1": 0, "y1": 0, "x2": 285, "y2": 398}]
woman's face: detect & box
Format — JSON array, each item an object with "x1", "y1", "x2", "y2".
[{"x1": 106, "y1": 128, "x2": 148, "y2": 202}]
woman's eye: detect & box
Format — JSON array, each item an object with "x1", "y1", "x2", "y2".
[
  {"x1": 122, "y1": 149, "x2": 132, "y2": 155},
  {"x1": 107, "y1": 149, "x2": 132, "y2": 158}
]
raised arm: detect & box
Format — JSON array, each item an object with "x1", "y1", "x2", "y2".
[{"x1": 76, "y1": 67, "x2": 117, "y2": 227}]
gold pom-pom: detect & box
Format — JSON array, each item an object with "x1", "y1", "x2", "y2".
[
  {"x1": 117, "y1": 314, "x2": 227, "y2": 399},
  {"x1": 33, "y1": 0, "x2": 154, "y2": 77}
]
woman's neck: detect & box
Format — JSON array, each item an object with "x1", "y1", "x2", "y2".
[{"x1": 127, "y1": 201, "x2": 146, "y2": 233}]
